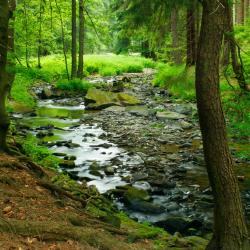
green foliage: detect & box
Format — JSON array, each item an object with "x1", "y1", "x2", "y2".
[
  {"x1": 56, "y1": 79, "x2": 92, "y2": 91},
  {"x1": 153, "y1": 64, "x2": 196, "y2": 101},
  {"x1": 223, "y1": 92, "x2": 250, "y2": 140},
  {"x1": 22, "y1": 135, "x2": 60, "y2": 169}
]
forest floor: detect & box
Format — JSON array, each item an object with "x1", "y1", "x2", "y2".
[
  {"x1": 0, "y1": 154, "x2": 162, "y2": 250},
  {"x1": 3, "y1": 66, "x2": 248, "y2": 250}
]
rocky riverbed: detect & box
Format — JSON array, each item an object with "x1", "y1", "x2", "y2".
[{"x1": 12, "y1": 70, "x2": 250, "y2": 237}]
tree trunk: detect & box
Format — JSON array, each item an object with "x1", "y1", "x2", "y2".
[
  {"x1": 236, "y1": 0, "x2": 245, "y2": 24},
  {"x1": 221, "y1": 38, "x2": 230, "y2": 67},
  {"x1": 245, "y1": 0, "x2": 250, "y2": 20},
  {"x1": 171, "y1": 6, "x2": 181, "y2": 64},
  {"x1": 55, "y1": 0, "x2": 69, "y2": 80},
  {"x1": 196, "y1": 1, "x2": 249, "y2": 249},
  {"x1": 225, "y1": 3, "x2": 248, "y2": 91},
  {"x1": 77, "y1": 0, "x2": 84, "y2": 79},
  {"x1": 186, "y1": 3, "x2": 197, "y2": 67},
  {"x1": 37, "y1": 0, "x2": 43, "y2": 69},
  {"x1": 71, "y1": 0, "x2": 77, "y2": 79},
  {"x1": 0, "y1": 0, "x2": 10, "y2": 152},
  {"x1": 7, "y1": 0, "x2": 16, "y2": 90},
  {"x1": 23, "y1": 0, "x2": 30, "y2": 68}
]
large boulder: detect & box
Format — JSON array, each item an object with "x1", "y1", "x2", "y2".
[{"x1": 85, "y1": 88, "x2": 140, "y2": 110}]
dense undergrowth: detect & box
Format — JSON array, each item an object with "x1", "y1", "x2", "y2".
[
  {"x1": 9, "y1": 54, "x2": 156, "y2": 110},
  {"x1": 153, "y1": 63, "x2": 250, "y2": 160}
]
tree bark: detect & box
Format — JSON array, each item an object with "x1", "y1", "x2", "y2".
[
  {"x1": 196, "y1": 1, "x2": 249, "y2": 249},
  {"x1": 225, "y1": 3, "x2": 248, "y2": 91},
  {"x1": 7, "y1": 0, "x2": 16, "y2": 90},
  {"x1": 0, "y1": 0, "x2": 10, "y2": 151},
  {"x1": 23, "y1": 0, "x2": 30, "y2": 68},
  {"x1": 171, "y1": 6, "x2": 181, "y2": 64},
  {"x1": 236, "y1": 0, "x2": 245, "y2": 24},
  {"x1": 71, "y1": 0, "x2": 77, "y2": 79},
  {"x1": 186, "y1": 3, "x2": 197, "y2": 67},
  {"x1": 77, "y1": 0, "x2": 84, "y2": 79},
  {"x1": 37, "y1": 0, "x2": 43, "y2": 69},
  {"x1": 55, "y1": 0, "x2": 69, "y2": 80}
]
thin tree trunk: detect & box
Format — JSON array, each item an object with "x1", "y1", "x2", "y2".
[
  {"x1": 196, "y1": 1, "x2": 249, "y2": 249},
  {"x1": 7, "y1": 0, "x2": 16, "y2": 90},
  {"x1": 0, "y1": 0, "x2": 10, "y2": 151},
  {"x1": 186, "y1": 3, "x2": 196, "y2": 67},
  {"x1": 221, "y1": 38, "x2": 230, "y2": 67},
  {"x1": 23, "y1": 0, "x2": 30, "y2": 68},
  {"x1": 77, "y1": 0, "x2": 84, "y2": 79},
  {"x1": 225, "y1": 4, "x2": 248, "y2": 91},
  {"x1": 55, "y1": 0, "x2": 69, "y2": 80},
  {"x1": 245, "y1": 0, "x2": 250, "y2": 20},
  {"x1": 236, "y1": 0, "x2": 245, "y2": 24},
  {"x1": 171, "y1": 6, "x2": 181, "y2": 64},
  {"x1": 71, "y1": 0, "x2": 77, "y2": 79},
  {"x1": 49, "y1": 0, "x2": 53, "y2": 32},
  {"x1": 37, "y1": 0, "x2": 43, "y2": 69}
]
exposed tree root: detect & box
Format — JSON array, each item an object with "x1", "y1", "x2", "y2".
[
  {"x1": 0, "y1": 217, "x2": 127, "y2": 247},
  {"x1": 38, "y1": 180, "x2": 88, "y2": 208}
]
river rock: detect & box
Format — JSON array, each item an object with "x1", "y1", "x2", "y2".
[
  {"x1": 156, "y1": 110, "x2": 186, "y2": 120},
  {"x1": 59, "y1": 160, "x2": 76, "y2": 169},
  {"x1": 155, "y1": 217, "x2": 201, "y2": 235},
  {"x1": 124, "y1": 187, "x2": 150, "y2": 205},
  {"x1": 85, "y1": 88, "x2": 140, "y2": 110},
  {"x1": 104, "y1": 166, "x2": 116, "y2": 176}
]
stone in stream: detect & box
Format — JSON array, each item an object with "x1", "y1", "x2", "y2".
[
  {"x1": 154, "y1": 217, "x2": 203, "y2": 235},
  {"x1": 59, "y1": 160, "x2": 76, "y2": 169},
  {"x1": 104, "y1": 166, "x2": 116, "y2": 176},
  {"x1": 85, "y1": 88, "x2": 140, "y2": 110},
  {"x1": 52, "y1": 152, "x2": 67, "y2": 157},
  {"x1": 156, "y1": 110, "x2": 186, "y2": 120}
]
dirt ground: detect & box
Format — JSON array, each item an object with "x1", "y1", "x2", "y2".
[{"x1": 0, "y1": 154, "x2": 155, "y2": 250}]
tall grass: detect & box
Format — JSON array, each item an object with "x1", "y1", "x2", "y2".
[
  {"x1": 10, "y1": 54, "x2": 156, "y2": 109},
  {"x1": 153, "y1": 64, "x2": 196, "y2": 101}
]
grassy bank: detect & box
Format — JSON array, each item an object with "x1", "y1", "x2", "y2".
[
  {"x1": 9, "y1": 54, "x2": 156, "y2": 110},
  {"x1": 153, "y1": 64, "x2": 250, "y2": 160}
]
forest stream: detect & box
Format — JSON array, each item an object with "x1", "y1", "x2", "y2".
[{"x1": 13, "y1": 71, "x2": 250, "y2": 236}]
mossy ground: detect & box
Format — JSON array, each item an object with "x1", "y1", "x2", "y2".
[{"x1": 0, "y1": 153, "x2": 208, "y2": 249}]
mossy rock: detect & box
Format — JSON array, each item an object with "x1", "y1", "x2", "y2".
[
  {"x1": 85, "y1": 88, "x2": 140, "y2": 110},
  {"x1": 124, "y1": 187, "x2": 150, "y2": 203}
]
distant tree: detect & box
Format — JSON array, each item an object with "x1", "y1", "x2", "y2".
[
  {"x1": 71, "y1": 0, "x2": 77, "y2": 79},
  {"x1": 0, "y1": 0, "x2": 11, "y2": 151},
  {"x1": 77, "y1": 0, "x2": 85, "y2": 79},
  {"x1": 195, "y1": 0, "x2": 250, "y2": 249}
]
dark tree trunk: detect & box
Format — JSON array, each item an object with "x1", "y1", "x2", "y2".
[
  {"x1": 7, "y1": 0, "x2": 16, "y2": 90},
  {"x1": 236, "y1": 0, "x2": 245, "y2": 24},
  {"x1": 196, "y1": 1, "x2": 249, "y2": 249},
  {"x1": 71, "y1": 0, "x2": 77, "y2": 79},
  {"x1": 186, "y1": 3, "x2": 197, "y2": 67},
  {"x1": 0, "y1": 0, "x2": 10, "y2": 151},
  {"x1": 77, "y1": 0, "x2": 84, "y2": 79},
  {"x1": 49, "y1": 0, "x2": 53, "y2": 32},
  {"x1": 225, "y1": 4, "x2": 248, "y2": 91},
  {"x1": 37, "y1": 0, "x2": 43, "y2": 69},
  {"x1": 23, "y1": 0, "x2": 30, "y2": 68},
  {"x1": 55, "y1": 0, "x2": 69, "y2": 80},
  {"x1": 221, "y1": 38, "x2": 230, "y2": 67},
  {"x1": 171, "y1": 6, "x2": 181, "y2": 64}
]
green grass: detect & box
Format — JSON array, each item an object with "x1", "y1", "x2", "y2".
[
  {"x1": 153, "y1": 63, "x2": 250, "y2": 160},
  {"x1": 10, "y1": 54, "x2": 156, "y2": 109},
  {"x1": 56, "y1": 78, "x2": 92, "y2": 91},
  {"x1": 21, "y1": 135, "x2": 60, "y2": 169},
  {"x1": 153, "y1": 64, "x2": 196, "y2": 101}
]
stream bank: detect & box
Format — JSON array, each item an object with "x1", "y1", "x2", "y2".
[{"x1": 12, "y1": 70, "x2": 250, "y2": 237}]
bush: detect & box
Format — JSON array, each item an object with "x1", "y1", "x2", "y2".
[
  {"x1": 153, "y1": 64, "x2": 196, "y2": 101},
  {"x1": 56, "y1": 79, "x2": 92, "y2": 91},
  {"x1": 22, "y1": 135, "x2": 60, "y2": 169}
]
